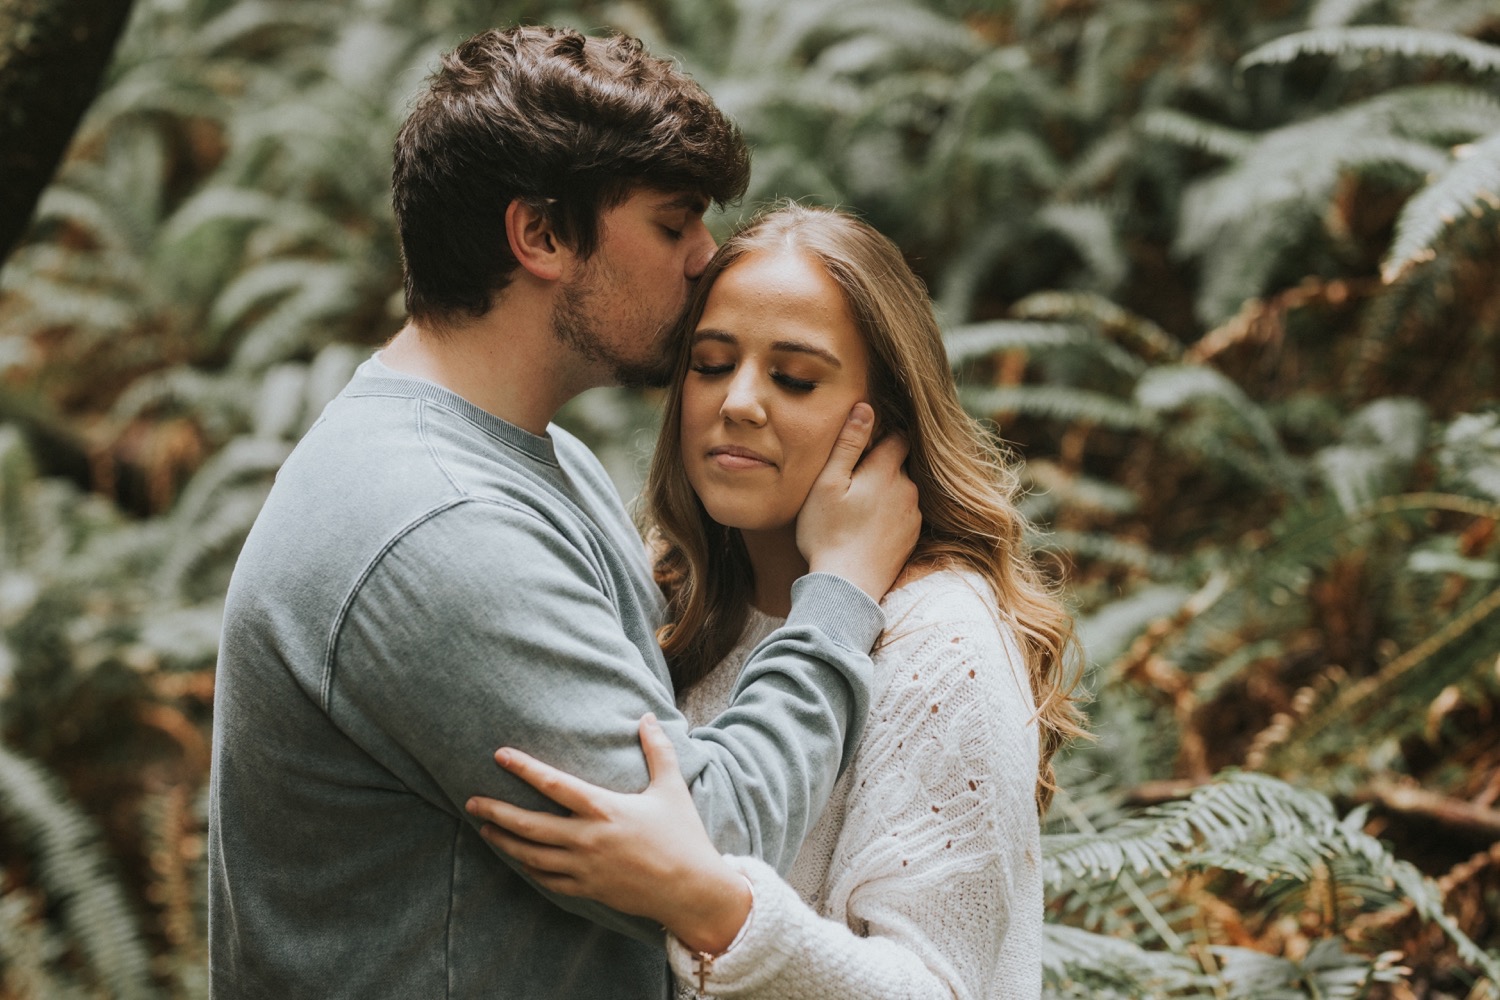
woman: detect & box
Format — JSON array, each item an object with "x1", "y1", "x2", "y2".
[{"x1": 466, "y1": 204, "x2": 1084, "y2": 999}]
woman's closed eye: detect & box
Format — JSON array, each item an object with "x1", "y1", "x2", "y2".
[
  {"x1": 772, "y1": 371, "x2": 817, "y2": 393},
  {"x1": 689, "y1": 361, "x2": 734, "y2": 377}
]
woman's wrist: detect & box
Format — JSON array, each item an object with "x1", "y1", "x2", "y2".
[{"x1": 664, "y1": 857, "x2": 752, "y2": 955}]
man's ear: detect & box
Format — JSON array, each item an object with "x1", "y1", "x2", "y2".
[{"x1": 505, "y1": 200, "x2": 565, "y2": 282}]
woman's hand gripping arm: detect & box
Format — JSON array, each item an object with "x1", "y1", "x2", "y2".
[{"x1": 466, "y1": 713, "x2": 752, "y2": 956}]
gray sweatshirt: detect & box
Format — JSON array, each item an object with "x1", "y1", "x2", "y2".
[{"x1": 208, "y1": 358, "x2": 882, "y2": 999}]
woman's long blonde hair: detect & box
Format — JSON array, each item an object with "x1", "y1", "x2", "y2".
[{"x1": 645, "y1": 203, "x2": 1086, "y2": 809}]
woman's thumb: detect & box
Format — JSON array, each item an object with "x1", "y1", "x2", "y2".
[{"x1": 639, "y1": 713, "x2": 680, "y2": 786}]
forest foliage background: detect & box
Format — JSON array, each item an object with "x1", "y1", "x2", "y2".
[{"x1": 1, "y1": 0, "x2": 1499, "y2": 996}]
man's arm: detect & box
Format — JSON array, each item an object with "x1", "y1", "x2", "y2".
[
  {"x1": 332, "y1": 404, "x2": 918, "y2": 939},
  {"x1": 328, "y1": 500, "x2": 878, "y2": 938}
]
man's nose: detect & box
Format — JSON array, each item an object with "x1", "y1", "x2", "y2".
[{"x1": 685, "y1": 222, "x2": 717, "y2": 280}]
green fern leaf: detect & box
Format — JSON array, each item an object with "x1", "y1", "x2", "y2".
[
  {"x1": 1042, "y1": 924, "x2": 1208, "y2": 997},
  {"x1": 944, "y1": 320, "x2": 1144, "y2": 376},
  {"x1": 1241, "y1": 26, "x2": 1500, "y2": 75},
  {"x1": 1011, "y1": 291, "x2": 1182, "y2": 362},
  {"x1": 0, "y1": 745, "x2": 156, "y2": 1000},
  {"x1": 1036, "y1": 201, "x2": 1127, "y2": 292},
  {"x1": 1438, "y1": 411, "x2": 1500, "y2": 500},
  {"x1": 1382, "y1": 130, "x2": 1500, "y2": 281},
  {"x1": 191, "y1": 0, "x2": 338, "y2": 57},
  {"x1": 1139, "y1": 108, "x2": 1255, "y2": 160},
  {"x1": 1215, "y1": 938, "x2": 1404, "y2": 1000},
  {"x1": 961, "y1": 385, "x2": 1155, "y2": 431}
]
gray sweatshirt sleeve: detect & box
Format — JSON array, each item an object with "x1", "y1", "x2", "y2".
[{"x1": 327, "y1": 499, "x2": 881, "y2": 940}]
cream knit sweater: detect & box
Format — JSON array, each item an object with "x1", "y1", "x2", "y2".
[{"x1": 666, "y1": 569, "x2": 1043, "y2": 1000}]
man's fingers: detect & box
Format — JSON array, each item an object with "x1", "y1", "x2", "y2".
[
  {"x1": 638, "y1": 713, "x2": 681, "y2": 788},
  {"x1": 494, "y1": 748, "x2": 598, "y2": 813},
  {"x1": 814, "y1": 402, "x2": 875, "y2": 487}
]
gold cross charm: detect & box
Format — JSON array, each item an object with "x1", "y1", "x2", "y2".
[{"x1": 693, "y1": 950, "x2": 713, "y2": 996}]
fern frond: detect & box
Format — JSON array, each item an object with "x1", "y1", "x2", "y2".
[
  {"x1": 0, "y1": 273, "x2": 141, "y2": 332},
  {"x1": 1215, "y1": 938, "x2": 1405, "y2": 999},
  {"x1": 1042, "y1": 923, "x2": 1209, "y2": 998},
  {"x1": 1139, "y1": 108, "x2": 1255, "y2": 160},
  {"x1": 1059, "y1": 126, "x2": 1136, "y2": 195},
  {"x1": 1241, "y1": 27, "x2": 1500, "y2": 75},
  {"x1": 1024, "y1": 461, "x2": 1143, "y2": 517},
  {"x1": 944, "y1": 320, "x2": 1144, "y2": 376},
  {"x1": 191, "y1": 0, "x2": 338, "y2": 57},
  {"x1": 1382, "y1": 130, "x2": 1500, "y2": 282},
  {"x1": 1179, "y1": 130, "x2": 1444, "y2": 256},
  {"x1": 1438, "y1": 410, "x2": 1500, "y2": 500},
  {"x1": 299, "y1": 343, "x2": 366, "y2": 431},
  {"x1": 1036, "y1": 530, "x2": 1174, "y2": 576},
  {"x1": 961, "y1": 385, "x2": 1155, "y2": 431},
  {"x1": 1135, "y1": 366, "x2": 1296, "y2": 483},
  {"x1": 1036, "y1": 201, "x2": 1127, "y2": 292},
  {"x1": 1073, "y1": 585, "x2": 1193, "y2": 668},
  {"x1": 227, "y1": 263, "x2": 361, "y2": 371},
  {"x1": 0, "y1": 744, "x2": 155, "y2": 1000},
  {"x1": 209, "y1": 257, "x2": 335, "y2": 336},
  {"x1": 935, "y1": 220, "x2": 1021, "y2": 324},
  {"x1": 1270, "y1": 580, "x2": 1500, "y2": 773},
  {"x1": 104, "y1": 366, "x2": 250, "y2": 447},
  {"x1": 161, "y1": 436, "x2": 290, "y2": 548},
  {"x1": 1385, "y1": 853, "x2": 1500, "y2": 980},
  {"x1": 136, "y1": 601, "x2": 226, "y2": 672},
  {"x1": 1313, "y1": 397, "x2": 1428, "y2": 513},
  {"x1": 1011, "y1": 291, "x2": 1182, "y2": 362},
  {"x1": 963, "y1": 130, "x2": 1065, "y2": 189},
  {"x1": 32, "y1": 186, "x2": 136, "y2": 252},
  {"x1": 155, "y1": 489, "x2": 271, "y2": 603},
  {"x1": 0, "y1": 889, "x2": 91, "y2": 1000}
]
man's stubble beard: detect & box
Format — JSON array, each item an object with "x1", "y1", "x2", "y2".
[{"x1": 551, "y1": 273, "x2": 676, "y2": 390}]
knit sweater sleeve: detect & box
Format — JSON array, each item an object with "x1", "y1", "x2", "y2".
[{"x1": 665, "y1": 579, "x2": 1043, "y2": 999}]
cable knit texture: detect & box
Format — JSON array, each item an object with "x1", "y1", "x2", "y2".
[{"x1": 667, "y1": 568, "x2": 1043, "y2": 999}]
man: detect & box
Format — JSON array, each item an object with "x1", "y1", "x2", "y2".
[{"x1": 208, "y1": 25, "x2": 919, "y2": 999}]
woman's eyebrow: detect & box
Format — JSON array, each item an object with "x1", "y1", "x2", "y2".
[
  {"x1": 773, "y1": 340, "x2": 841, "y2": 367},
  {"x1": 692, "y1": 329, "x2": 842, "y2": 368}
]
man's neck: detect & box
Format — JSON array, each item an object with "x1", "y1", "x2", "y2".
[{"x1": 380, "y1": 306, "x2": 594, "y2": 436}]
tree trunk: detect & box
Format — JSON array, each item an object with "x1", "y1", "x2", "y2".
[{"x1": 0, "y1": 0, "x2": 137, "y2": 265}]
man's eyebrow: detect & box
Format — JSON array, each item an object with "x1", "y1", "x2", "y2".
[
  {"x1": 692, "y1": 329, "x2": 842, "y2": 368},
  {"x1": 656, "y1": 192, "x2": 709, "y2": 213}
]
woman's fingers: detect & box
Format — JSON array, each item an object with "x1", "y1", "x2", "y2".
[
  {"x1": 638, "y1": 713, "x2": 682, "y2": 788},
  {"x1": 465, "y1": 795, "x2": 573, "y2": 845},
  {"x1": 493, "y1": 747, "x2": 601, "y2": 814},
  {"x1": 480, "y1": 823, "x2": 580, "y2": 880}
]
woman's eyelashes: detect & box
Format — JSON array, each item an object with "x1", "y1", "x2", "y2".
[
  {"x1": 772, "y1": 372, "x2": 817, "y2": 393},
  {"x1": 688, "y1": 360, "x2": 819, "y2": 393}
]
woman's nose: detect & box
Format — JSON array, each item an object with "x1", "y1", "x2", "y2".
[{"x1": 720, "y1": 371, "x2": 766, "y2": 425}]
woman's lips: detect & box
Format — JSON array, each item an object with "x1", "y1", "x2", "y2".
[{"x1": 707, "y1": 444, "x2": 775, "y2": 470}]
